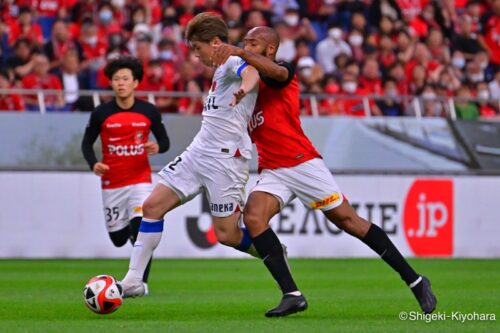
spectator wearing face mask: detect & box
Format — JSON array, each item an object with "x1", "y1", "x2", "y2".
[
  {"x1": 465, "y1": 59, "x2": 486, "y2": 84},
  {"x1": 96, "y1": 2, "x2": 121, "y2": 38},
  {"x1": 347, "y1": 29, "x2": 365, "y2": 63},
  {"x1": 335, "y1": 72, "x2": 381, "y2": 116},
  {"x1": 419, "y1": 85, "x2": 444, "y2": 117},
  {"x1": 473, "y1": 50, "x2": 495, "y2": 82},
  {"x1": 315, "y1": 22, "x2": 352, "y2": 75},
  {"x1": 281, "y1": 6, "x2": 316, "y2": 41},
  {"x1": 296, "y1": 56, "x2": 324, "y2": 93},
  {"x1": 475, "y1": 81, "x2": 498, "y2": 117},
  {"x1": 79, "y1": 20, "x2": 107, "y2": 72}
]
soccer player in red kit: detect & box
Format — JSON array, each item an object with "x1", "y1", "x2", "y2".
[
  {"x1": 212, "y1": 27, "x2": 437, "y2": 317},
  {"x1": 81, "y1": 56, "x2": 170, "y2": 293}
]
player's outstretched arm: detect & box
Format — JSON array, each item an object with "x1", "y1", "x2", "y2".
[
  {"x1": 230, "y1": 65, "x2": 260, "y2": 107},
  {"x1": 212, "y1": 43, "x2": 288, "y2": 82}
]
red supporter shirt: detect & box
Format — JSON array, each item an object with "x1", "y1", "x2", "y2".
[
  {"x1": 249, "y1": 62, "x2": 320, "y2": 171},
  {"x1": 483, "y1": 15, "x2": 500, "y2": 64},
  {"x1": 0, "y1": 93, "x2": 24, "y2": 111},
  {"x1": 21, "y1": 74, "x2": 63, "y2": 105},
  {"x1": 81, "y1": 99, "x2": 169, "y2": 189}
]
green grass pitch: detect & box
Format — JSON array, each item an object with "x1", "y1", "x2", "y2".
[{"x1": 0, "y1": 259, "x2": 498, "y2": 333}]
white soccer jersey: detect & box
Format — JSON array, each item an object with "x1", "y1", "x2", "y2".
[{"x1": 188, "y1": 56, "x2": 258, "y2": 159}]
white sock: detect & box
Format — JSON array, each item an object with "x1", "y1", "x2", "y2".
[{"x1": 123, "y1": 218, "x2": 164, "y2": 285}]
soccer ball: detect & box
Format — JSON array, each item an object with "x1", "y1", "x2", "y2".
[{"x1": 83, "y1": 275, "x2": 123, "y2": 314}]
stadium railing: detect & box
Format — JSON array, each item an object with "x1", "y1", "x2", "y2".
[{"x1": 1, "y1": 88, "x2": 500, "y2": 119}]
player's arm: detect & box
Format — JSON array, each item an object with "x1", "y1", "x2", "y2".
[
  {"x1": 81, "y1": 110, "x2": 109, "y2": 176},
  {"x1": 231, "y1": 65, "x2": 260, "y2": 107},
  {"x1": 146, "y1": 107, "x2": 170, "y2": 155},
  {"x1": 213, "y1": 43, "x2": 289, "y2": 82}
]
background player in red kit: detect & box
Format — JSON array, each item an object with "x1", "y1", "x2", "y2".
[
  {"x1": 212, "y1": 27, "x2": 437, "y2": 317},
  {"x1": 81, "y1": 56, "x2": 169, "y2": 293}
]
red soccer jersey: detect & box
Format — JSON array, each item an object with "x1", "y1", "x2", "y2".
[
  {"x1": 249, "y1": 62, "x2": 320, "y2": 171},
  {"x1": 81, "y1": 99, "x2": 169, "y2": 189}
]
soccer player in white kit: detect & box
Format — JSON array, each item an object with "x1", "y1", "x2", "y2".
[{"x1": 119, "y1": 12, "x2": 260, "y2": 297}]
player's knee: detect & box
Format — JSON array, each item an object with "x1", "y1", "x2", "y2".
[
  {"x1": 243, "y1": 207, "x2": 267, "y2": 231},
  {"x1": 109, "y1": 228, "x2": 129, "y2": 247},
  {"x1": 142, "y1": 198, "x2": 161, "y2": 219}
]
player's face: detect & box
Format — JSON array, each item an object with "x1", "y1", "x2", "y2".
[
  {"x1": 110, "y1": 68, "x2": 138, "y2": 99},
  {"x1": 190, "y1": 40, "x2": 215, "y2": 67},
  {"x1": 243, "y1": 36, "x2": 267, "y2": 56}
]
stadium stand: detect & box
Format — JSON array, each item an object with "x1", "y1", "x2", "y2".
[{"x1": 0, "y1": 0, "x2": 499, "y2": 118}]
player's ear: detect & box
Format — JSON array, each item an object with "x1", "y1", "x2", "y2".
[
  {"x1": 133, "y1": 80, "x2": 139, "y2": 89},
  {"x1": 266, "y1": 43, "x2": 276, "y2": 57},
  {"x1": 211, "y1": 36, "x2": 222, "y2": 47},
  {"x1": 266, "y1": 43, "x2": 278, "y2": 57}
]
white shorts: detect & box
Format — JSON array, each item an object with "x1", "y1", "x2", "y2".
[
  {"x1": 251, "y1": 158, "x2": 343, "y2": 211},
  {"x1": 158, "y1": 149, "x2": 248, "y2": 217},
  {"x1": 101, "y1": 183, "x2": 152, "y2": 232}
]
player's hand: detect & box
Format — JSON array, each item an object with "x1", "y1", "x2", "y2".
[
  {"x1": 212, "y1": 44, "x2": 240, "y2": 67},
  {"x1": 230, "y1": 88, "x2": 247, "y2": 106},
  {"x1": 93, "y1": 162, "x2": 110, "y2": 177},
  {"x1": 145, "y1": 141, "x2": 159, "y2": 155}
]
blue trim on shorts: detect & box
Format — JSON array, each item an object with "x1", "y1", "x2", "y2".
[
  {"x1": 139, "y1": 220, "x2": 164, "y2": 233},
  {"x1": 236, "y1": 63, "x2": 248, "y2": 77},
  {"x1": 236, "y1": 227, "x2": 252, "y2": 251}
]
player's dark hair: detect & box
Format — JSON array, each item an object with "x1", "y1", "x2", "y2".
[
  {"x1": 185, "y1": 12, "x2": 228, "y2": 43},
  {"x1": 104, "y1": 56, "x2": 144, "y2": 82}
]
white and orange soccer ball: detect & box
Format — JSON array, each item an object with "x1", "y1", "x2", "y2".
[{"x1": 83, "y1": 275, "x2": 123, "y2": 314}]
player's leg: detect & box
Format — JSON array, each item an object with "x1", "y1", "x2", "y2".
[
  {"x1": 323, "y1": 201, "x2": 437, "y2": 313},
  {"x1": 121, "y1": 152, "x2": 202, "y2": 297},
  {"x1": 121, "y1": 182, "x2": 181, "y2": 297},
  {"x1": 101, "y1": 187, "x2": 132, "y2": 247},
  {"x1": 109, "y1": 226, "x2": 130, "y2": 247},
  {"x1": 202, "y1": 155, "x2": 258, "y2": 257},
  {"x1": 129, "y1": 217, "x2": 152, "y2": 285},
  {"x1": 128, "y1": 184, "x2": 155, "y2": 287},
  {"x1": 292, "y1": 158, "x2": 436, "y2": 313},
  {"x1": 244, "y1": 190, "x2": 307, "y2": 317}
]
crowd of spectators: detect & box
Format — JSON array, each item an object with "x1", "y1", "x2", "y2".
[{"x1": 0, "y1": 0, "x2": 499, "y2": 119}]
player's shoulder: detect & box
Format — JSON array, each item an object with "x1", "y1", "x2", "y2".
[
  {"x1": 134, "y1": 98, "x2": 156, "y2": 110},
  {"x1": 134, "y1": 99, "x2": 161, "y2": 118},
  {"x1": 94, "y1": 99, "x2": 117, "y2": 113},
  {"x1": 260, "y1": 61, "x2": 295, "y2": 89}
]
